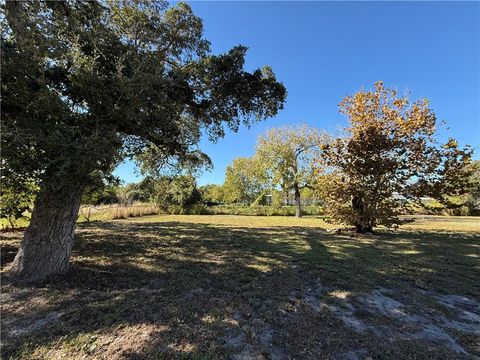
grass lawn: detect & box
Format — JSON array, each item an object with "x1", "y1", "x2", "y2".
[{"x1": 1, "y1": 215, "x2": 479, "y2": 359}]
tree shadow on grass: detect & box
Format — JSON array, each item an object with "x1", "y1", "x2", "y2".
[
  {"x1": 0, "y1": 244, "x2": 18, "y2": 269},
  {"x1": 1, "y1": 220, "x2": 479, "y2": 359}
]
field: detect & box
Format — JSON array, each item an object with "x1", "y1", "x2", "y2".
[{"x1": 1, "y1": 215, "x2": 479, "y2": 359}]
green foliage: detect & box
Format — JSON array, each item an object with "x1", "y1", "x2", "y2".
[
  {"x1": 135, "y1": 177, "x2": 158, "y2": 201},
  {"x1": 222, "y1": 157, "x2": 267, "y2": 204},
  {"x1": 154, "y1": 175, "x2": 201, "y2": 209},
  {"x1": 125, "y1": 189, "x2": 148, "y2": 204},
  {"x1": 205, "y1": 205, "x2": 324, "y2": 216},
  {"x1": 462, "y1": 160, "x2": 480, "y2": 214},
  {"x1": 0, "y1": 180, "x2": 37, "y2": 228},
  {"x1": 255, "y1": 124, "x2": 325, "y2": 216},
  {"x1": 410, "y1": 160, "x2": 480, "y2": 216},
  {"x1": 255, "y1": 125, "x2": 324, "y2": 192},
  {"x1": 163, "y1": 204, "x2": 210, "y2": 215},
  {"x1": 113, "y1": 176, "x2": 160, "y2": 205},
  {"x1": 1, "y1": 0, "x2": 286, "y2": 210},
  {"x1": 168, "y1": 175, "x2": 201, "y2": 207},
  {"x1": 99, "y1": 175, "x2": 202, "y2": 211},
  {"x1": 82, "y1": 172, "x2": 121, "y2": 205},
  {"x1": 251, "y1": 190, "x2": 272, "y2": 206},
  {"x1": 82, "y1": 186, "x2": 118, "y2": 206},
  {"x1": 199, "y1": 184, "x2": 225, "y2": 204}
]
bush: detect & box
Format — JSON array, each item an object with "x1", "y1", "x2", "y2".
[
  {"x1": 204, "y1": 205, "x2": 324, "y2": 217},
  {"x1": 408, "y1": 198, "x2": 479, "y2": 216},
  {"x1": 162, "y1": 204, "x2": 211, "y2": 215},
  {"x1": 161, "y1": 204, "x2": 324, "y2": 216},
  {"x1": 155, "y1": 175, "x2": 201, "y2": 210},
  {"x1": 0, "y1": 181, "x2": 37, "y2": 229}
]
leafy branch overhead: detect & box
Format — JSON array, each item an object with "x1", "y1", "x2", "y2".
[
  {"x1": 2, "y1": 0, "x2": 286, "y2": 191},
  {"x1": 1, "y1": 0, "x2": 286, "y2": 284}
]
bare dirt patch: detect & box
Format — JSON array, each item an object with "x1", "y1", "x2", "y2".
[{"x1": 293, "y1": 283, "x2": 479, "y2": 357}]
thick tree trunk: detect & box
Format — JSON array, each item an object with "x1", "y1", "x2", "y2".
[
  {"x1": 8, "y1": 181, "x2": 84, "y2": 284},
  {"x1": 352, "y1": 195, "x2": 374, "y2": 234},
  {"x1": 294, "y1": 183, "x2": 302, "y2": 218}
]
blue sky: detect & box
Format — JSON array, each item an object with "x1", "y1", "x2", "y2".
[{"x1": 114, "y1": 1, "x2": 480, "y2": 185}]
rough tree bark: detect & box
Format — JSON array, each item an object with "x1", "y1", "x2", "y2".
[
  {"x1": 294, "y1": 183, "x2": 302, "y2": 218},
  {"x1": 8, "y1": 181, "x2": 84, "y2": 284},
  {"x1": 352, "y1": 195, "x2": 373, "y2": 233}
]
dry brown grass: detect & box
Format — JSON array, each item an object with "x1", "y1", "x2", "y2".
[{"x1": 78, "y1": 204, "x2": 158, "y2": 222}]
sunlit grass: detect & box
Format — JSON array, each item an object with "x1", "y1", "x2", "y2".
[{"x1": 123, "y1": 213, "x2": 337, "y2": 229}]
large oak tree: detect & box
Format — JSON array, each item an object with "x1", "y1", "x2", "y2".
[{"x1": 1, "y1": 0, "x2": 286, "y2": 283}]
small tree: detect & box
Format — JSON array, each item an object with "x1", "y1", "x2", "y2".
[
  {"x1": 168, "y1": 175, "x2": 201, "y2": 208},
  {"x1": 82, "y1": 173, "x2": 120, "y2": 205},
  {"x1": 318, "y1": 81, "x2": 472, "y2": 233},
  {"x1": 222, "y1": 157, "x2": 267, "y2": 204},
  {"x1": 465, "y1": 160, "x2": 480, "y2": 214},
  {"x1": 446, "y1": 160, "x2": 480, "y2": 215},
  {"x1": 255, "y1": 125, "x2": 324, "y2": 217}
]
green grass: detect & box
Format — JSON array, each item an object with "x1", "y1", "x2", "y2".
[{"x1": 1, "y1": 215, "x2": 479, "y2": 359}]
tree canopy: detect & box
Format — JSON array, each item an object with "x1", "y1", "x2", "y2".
[
  {"x1": 2, "y1": 0, "x2": 286, "y2": 195},
  {"x1": 199, "y1": 184, "x2": 225, "y2": 205},
  {"x1": 317, "y1": 81, "x2": 472, "y2": 232},
  {"x1": 222, "y1": 157, "x2": 267, "y2": 204},
  {"x1": 255, "y1": 125, "x2": 324, "y2": 217}
]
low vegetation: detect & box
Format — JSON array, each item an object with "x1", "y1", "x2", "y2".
[
  {"x1": 78, "y1": 204, "x2": 159, "y2": 222},
  {"x1": 202, "y1": 204, "x2": 324, "y2": 217},
  {"x1": 1, "y1": 215, "x2": 479, "y2": 359}
]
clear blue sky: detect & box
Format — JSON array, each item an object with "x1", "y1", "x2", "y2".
[{"x1": 114, "y1": 1, "x2": 480, "y2": 185}]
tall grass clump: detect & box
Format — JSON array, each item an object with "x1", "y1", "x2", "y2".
[{"x1": 78, "y1": 204, "x2": 158, "y2": 222}]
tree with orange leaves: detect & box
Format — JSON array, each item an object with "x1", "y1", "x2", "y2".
[{"x1": 317, "y1": 81, "x2": 473, "y2": 233}]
